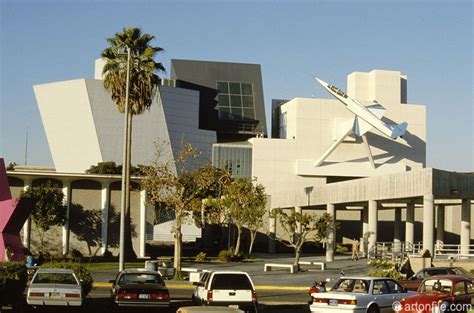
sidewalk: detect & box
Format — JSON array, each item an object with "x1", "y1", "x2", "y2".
[{"x1": 92, "y1": 254, "x2": 370, "y2": 290}]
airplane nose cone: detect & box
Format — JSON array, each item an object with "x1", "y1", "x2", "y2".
[{"x1": 314, "y1": 77, "x2": 328, "y2": 87}]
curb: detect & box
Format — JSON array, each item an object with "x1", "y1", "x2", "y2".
[{"x1": 93, "y1": 282, "x2": 309, "y2": 291}]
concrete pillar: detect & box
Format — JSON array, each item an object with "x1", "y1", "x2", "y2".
[
  {"x1": 361, "y1": 207, "x2": 369, "y2": 258},
  {"x1": 295, "y1": 206, "x2": 302, "y2": 234},
  {"x1": 326, "y1": 203, "x2": 335, "y2": 262},
  {"x1": 460, "y1": 199, "x2": 471, "y2": 259},
  {"x1": 100, "y1": 182, "x2": 110, "y2": 255},
  {"x1": 62, "y1": 181, "x2": 72, "y2": 255},
  {"x1": 422, "y1": 194, "x2": 434, "y2": 256},
  {"x1": 139, "y1": 190, "x2": 146, "y2": 258},
  {"x1": 394, "y1": 208, "x2": 401, "y2": 254},
  {"x1": 435, "y1": 204, "x2": 445, "y2": 250},
  {"x1": 405, "y1": 202, "x2": 415, "y2": 251},
  {"x1": 22, "y1": 178, "x2": 32, "y2": 250},
  {"x1": 268, "y1": 209, "x2": 276, "y2": 253},
  {"x1": 368, "y1": 200, "x2": 377, "y2": 258}
]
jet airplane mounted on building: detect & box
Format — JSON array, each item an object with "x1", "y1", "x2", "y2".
[
  {"x1": 314, "y1": 77, "x2": 407, "y2": 139},
  {"x1": 313, "y1": 77, "x2": 408, "y2": 168}
]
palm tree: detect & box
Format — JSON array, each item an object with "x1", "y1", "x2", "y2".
[{"x1": 101, "y1": 27, "x2": 165, "y2": 259}]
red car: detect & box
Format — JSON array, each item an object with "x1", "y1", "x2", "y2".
[
  {"x1": 398, "y1": 275, "x2": 473, "y2": 313},
  {"x1": 398, "y1": 267, "x2": 473, "y2": 291}
]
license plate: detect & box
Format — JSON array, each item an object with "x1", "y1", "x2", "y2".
[
  {"x1": 50, "y1": 292, "x2": 60, "y2": 298},
  {"x1": 229, "y1": 305, "x2": 239, "y2": 309},
  {"x1": 138, "y1": 294, "x2": 150, "y2": 299},
  {"x1": 328, "y1": 299, "x2": 338, "y2": 306}
]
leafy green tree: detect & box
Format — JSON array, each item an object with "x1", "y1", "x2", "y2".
[
  {"x1": 101, "y1": 26, "x2": 165, "y2": 258},
  {"x1": 6, "y1": 162, "x2": 17, "y2": 171},
  {"x1": 271, "y1": 209, "x2": 335, "y2": 269},
  {"x1": 242, "y1": 182, "x2": 267, "y2": 256},
  {"x1": 21, "y1": 181, "x2": 67, "y2": 253},
  {"x1": 142, "y1": 143, "x2": 199, "y2": 278},
  {"x1": 222, "y1": 178, "x2": 266, "y2": 257}
]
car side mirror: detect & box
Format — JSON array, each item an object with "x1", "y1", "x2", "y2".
[{"x1": 108, "y1": 280, "x2": 115, "y2": 284}]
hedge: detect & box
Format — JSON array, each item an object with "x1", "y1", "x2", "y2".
[{"x1": 0, "y1": 261, "x2": 28, "y2": 306}]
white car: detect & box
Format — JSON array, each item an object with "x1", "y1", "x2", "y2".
[
  {"x1": 191, "y1": 270, "x2": 258, "y2": 313},
  {"x1": 27, "y1": 268, "x2": 82, "y2": 307},
  {"x1": 309, "y1": 276, "x2": 414, "y2": 313}
]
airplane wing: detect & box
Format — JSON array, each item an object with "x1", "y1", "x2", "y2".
[
  {"x1": 365, "y1": 103, "x2": 385, "y2": 119},
  {"x1": 352, "y1": 116, "x2": 373, "y2": 136}
]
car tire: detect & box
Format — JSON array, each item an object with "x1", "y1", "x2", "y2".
[{"x1": 367, "y1": 304, "x2": 380, "y2": 313}]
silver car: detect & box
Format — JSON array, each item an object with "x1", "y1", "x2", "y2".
[
  {"x1": 310, "y1": 276, "x2": 414, "y2": 313},
  {"x1": 27, "y1": 268, "x2": 82, "y2": 307}
]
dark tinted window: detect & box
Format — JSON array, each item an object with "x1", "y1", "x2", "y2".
[
  {"x1": 119, "y1": 273, "x2": 164, "y2": 285},
  {"x1": 426, "y1": 269, "x2": 448, "y2": 276},
  {"x1": 211, "y1": 274, "x2": 252, "y2": 290}
]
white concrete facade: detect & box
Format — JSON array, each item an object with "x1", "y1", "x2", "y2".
[{"x1": 251, "y1": 70, "x2": 426, "y2": 209}]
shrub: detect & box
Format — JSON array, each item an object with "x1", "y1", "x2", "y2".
[
  {"x1": 41, "y1": 261, "x2": 93, "y2": 297},
  {"x1": 0, "y1": 261, "x2": 28, "y2": 306},
  {"x1": 70, "y1": 249, "x2": 83, "y2": 258},
  {"x1": 103, "y1": 250, "x2": 113, "y2": 258},
  {"x1": 218, "y1": 249, "x2": 233, "y2": 262},
  {"x1": 195, "y1": 252, "x2": 207, "y2": 262},
  {"x1": 336, "y1": 244, "x2": 349, "y2": 254}
]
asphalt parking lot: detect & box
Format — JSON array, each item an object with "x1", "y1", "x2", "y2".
[{"x1": 1, "y1": 254, "x2": 369, "y2": 313}]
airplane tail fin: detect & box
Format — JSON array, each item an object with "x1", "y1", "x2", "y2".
[{"x1": 391, "y1": 122, "x2": 408, "y2": 139}]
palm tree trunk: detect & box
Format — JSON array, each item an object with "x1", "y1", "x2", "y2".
[
  {"x1": 124, "y1": 110, "x2": 136, "y2": 259},
  {"x1": 174, "y1": 216, "x2": 182, "y2": 280}
]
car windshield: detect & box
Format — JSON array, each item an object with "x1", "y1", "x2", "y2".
[
  {"x1": 451, "y1": 267, "x2": 470, "y2": 276},
  {"x1": 332, "y1": 279, "x2": 369, "y2": 294},
  {"x1": 211, "y1": 274, "x2": 252, "y2": 290},
  {"x1": 420, "y1": 279, "x2": 452, "y2": 294},
  {"x1": 119, "y1": 273, "x2": 163, "y2": 285},
  {"x1": 33, "y1": 273, "x2": 78, "y2": 285}
]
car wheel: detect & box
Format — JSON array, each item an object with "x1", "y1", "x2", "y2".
[{"x1": 367, "y1": 304, "x2": 380, "y2": 313}]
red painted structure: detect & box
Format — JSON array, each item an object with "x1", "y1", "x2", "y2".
[{"x1": 0, "y1": 159, "x2": 32, "y2": 261}]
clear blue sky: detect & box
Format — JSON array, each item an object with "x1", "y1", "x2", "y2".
[{"x1": 1, "y1": 0, "x2": 472, "y2": 171}]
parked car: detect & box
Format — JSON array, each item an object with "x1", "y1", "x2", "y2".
[
  {"x1": 398, "y1": 267, "x2": 473, "y2": 291},
  {"x1": 109, "y1": 268, "x2": 170, "y2": 308},
  {"x1": 191, "y1": 270, "x2": 258, "y2": 313},
  {"x1": 144, "y1": 258, "x2": 175, "y2": 279},
  {"x1": 309, "y1": 276, "x2": 414, "y2": 313},
  {"x1": 26, "y1": 268, "x2": 82, "y2": 307},
  {"x1": 398, "y1": 275, "x2": 474, "y2": 313},
  {"x1": 177, "y1": 306, "x2": 245, "y2": 313}
]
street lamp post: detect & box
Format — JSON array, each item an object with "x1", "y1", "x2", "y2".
[{"x1": 119, "y1": 45, "x2": 131, "y2": 271}]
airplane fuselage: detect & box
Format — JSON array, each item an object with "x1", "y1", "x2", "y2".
[{"x1": 315, "y1": 77, "x2": 402, "y2": 139}]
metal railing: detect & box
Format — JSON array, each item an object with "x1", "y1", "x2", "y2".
[
  {"x1": 434, "y1": 243, "x2": 474, "y2": 259},
  {"x1": 368, "y1": 242, "x2": 474, "y2": 260}
]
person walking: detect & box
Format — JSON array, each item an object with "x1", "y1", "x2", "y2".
[{"x1": 352, "y1": 238, "x2": 360, "y2": 261}]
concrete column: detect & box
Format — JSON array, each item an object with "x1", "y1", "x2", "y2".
[
  {"x1": 368, "y1": 200, "x2": 377, "y2": 258},
  {"x1": 62, "y1": 180, "x2": 72, "y2": 255},
  {"x1": 139, "y1": 190, "x2": 146, "y2": 258},
  {"x1": 326, "y1": 203, "x2": 335, "y2": 262},
  {"x1": 435, "y1": 204, "x2": 445, "y2": 250},
  {"x1": 361, "y1": 207, "x2": 369, "y2": 258},
  {"x1": 295, "y1": 206, "x2": 302, "y2": 234},
  {"x1": 100, "y1": 182, "x2": 110, "y2": 255},
  {"x1": 269, "y1": 209, "x2": 276, "y2": 253},
  {"x1": 22, "y1": 179, "x2": 32, "y2": 250},
  {"x1": 405, "y1": 202, "x2": 415, "y2": 250},
  {"x1": 422, "y1": 194, "x2": 434, "y2": 256},
  {"x1": 394, "y1": 208, "x2": 401, "y2": 254},
  {"x1": 460, "y1": 199, "x2": 471, "y2": 259}
]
